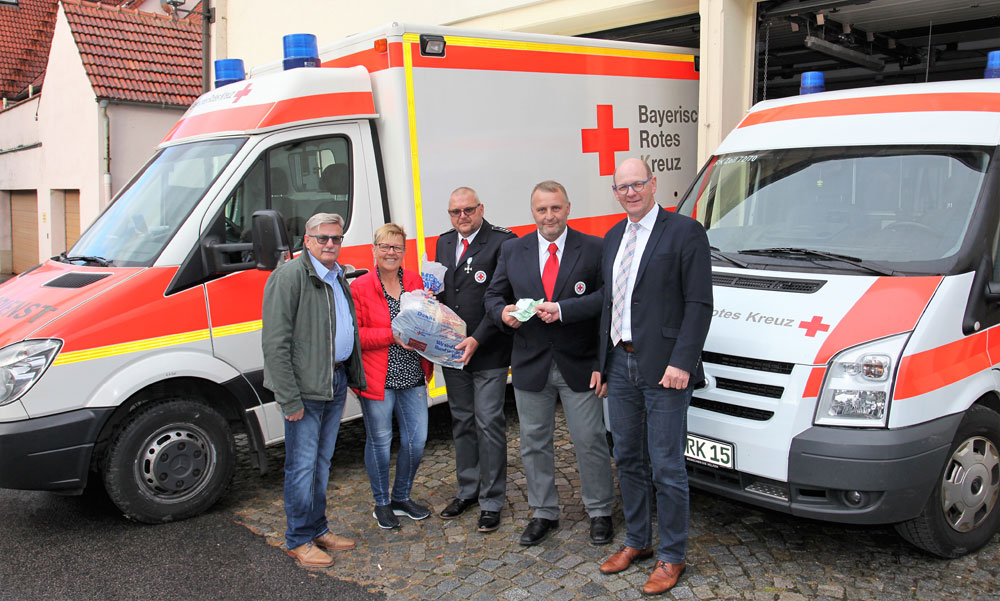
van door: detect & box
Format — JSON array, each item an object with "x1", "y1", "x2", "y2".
[{"x1": 199, "y1": 123, "x2": 376, "y2": 443}]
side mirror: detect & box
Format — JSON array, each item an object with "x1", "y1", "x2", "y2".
[
  {"x1": 986, "y1": 281, "x2": 1000, "y2": 303},
  {"x1": 252, "y1": 209, "x2": 292, "y2": 271}
]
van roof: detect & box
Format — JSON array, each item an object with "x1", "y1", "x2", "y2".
[
  {"x1": 717, "y1": 79, "x2": 1000, "y2": 154},
  {"x1": 159, "y1": 66, "x2": 376, "y2": 146}
]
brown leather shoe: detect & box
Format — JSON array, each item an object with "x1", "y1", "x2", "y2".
[
  {"x1": 642, "y1": 560, "x2": 686, "y2": 595},
  {"x1": 599, "y1": 545, "x2": 655, "y2": 574},
  {"x1": 285, "y1": 542, "x2": 334, "y2": 568},
  {"x1": 313, "y1": 532, "x2": 356, "y2": 551}
]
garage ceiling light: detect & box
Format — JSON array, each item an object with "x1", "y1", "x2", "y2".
[{"x1": 804, "y1": 35, "x2": 885, "y2": 71}]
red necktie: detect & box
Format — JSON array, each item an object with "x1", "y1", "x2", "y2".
[
  {"x1": 459, "y1": 238, "x2": 469, "y2": 260},
  {"x1": 542, "y1": 242, "x2": 558, "y2": 301}
]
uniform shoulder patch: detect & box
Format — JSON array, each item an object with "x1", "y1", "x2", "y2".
[{"x1": 491, "y1": 225, "x2": 513, "y2": 234}]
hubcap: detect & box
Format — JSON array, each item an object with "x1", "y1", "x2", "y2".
[
  {"x1": 135, "y1": 424, "x2": 215, "y2": 502},
  {"x1": 941, "y1": 436, "x2": 1000, "y2": 533}
]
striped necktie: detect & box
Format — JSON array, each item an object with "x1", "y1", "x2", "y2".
[{"x1": 611, "y1": 222, "x2": 639, "y2": 344}]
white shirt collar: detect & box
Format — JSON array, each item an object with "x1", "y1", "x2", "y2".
[{"x1": 537, "y1": 226, "x2": 568, "y2": 256}]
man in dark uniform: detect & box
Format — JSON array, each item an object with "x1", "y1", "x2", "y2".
[{"x1": 435, "y1": 186, "x2": 516, "y2": 533}]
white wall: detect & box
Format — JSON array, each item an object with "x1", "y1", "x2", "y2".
[
  {"x1": 0, "y1": 97, "x2": 43, "y2": 190},
  {"x1": 37, "y1": 5, "x2": 102, "y2": 259},
  {"x1": 108, "y1": 103, "x2": 186, "y2": 196},
  {"x1": 215, "y1": 0, "x2": 698, "y2": 71}
]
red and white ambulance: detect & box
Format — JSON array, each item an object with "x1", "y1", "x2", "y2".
[
  {"x1": 0, "y1": 23, "x2": 698, "y2": 523},
  {"x1": 675, "y1": 77, "x2": 1000, "y2": 557}
]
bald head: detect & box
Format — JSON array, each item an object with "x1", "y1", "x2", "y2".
[{"x1": 613, "y1": 158, "x2": 658, "y2": 222}]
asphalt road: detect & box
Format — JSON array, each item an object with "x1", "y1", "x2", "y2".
[{"x1": 0, "y1": 484, "x2": 383, "y2": 601}]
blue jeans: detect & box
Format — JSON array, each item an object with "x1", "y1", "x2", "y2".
[
  {"x1": 359, "y1": 386, "x2": 428, "y2": 506},
  {"x1": 607, "y1": 345, "x2": 691, "y2": 564},
  {"x1": 282, "y1": 368, "x2": 347, "y2": 550}
]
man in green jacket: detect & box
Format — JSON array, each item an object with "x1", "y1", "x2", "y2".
[{"x1": 262, "y1": 212, "x2": 366, "y2": 569}]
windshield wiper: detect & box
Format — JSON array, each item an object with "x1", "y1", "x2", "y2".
[
  {"x1": 710, "y1": 246, "x2": 750, "y2": 269},
  {"x1": 738, "y1": 247, "x2": 893, "y2": 276},
  {"x1": 58, "y1": 252, "x2": 112, "y2": 267}
]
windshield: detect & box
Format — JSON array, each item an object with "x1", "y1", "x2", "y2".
[
  {"x1": 678, "y1": 146, "x2": 991, "y2": 271},
  {"x1": 67, "y1": 138, "x2": 246, "y2": 267}
]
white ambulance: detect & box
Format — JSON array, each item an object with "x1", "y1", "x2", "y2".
[
  {"x1": 0, "y1": 23, "x2": 698, "y2": 523},
  {"x1": 675, "y1": 77, "x2": 1000, "y2": 557}
]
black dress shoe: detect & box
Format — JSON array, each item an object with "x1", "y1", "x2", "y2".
[
  {"x1": 478, "y1": 511, "x2": 501, "y2": 532},
  {"x1": 519, "y1": 517, "x2": 558, "y2": 546},
  {"x1": 439, "y1": 497, "x2": 477, "y2": 519},
  {"x1": 590, "y1": 515, "x2": 614, "y2": 545}
]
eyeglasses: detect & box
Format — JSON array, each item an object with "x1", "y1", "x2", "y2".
[
  {"x1": 308, "y1": 234, "x2": 344, "y2": 245},
  {"x1": 448, "y1": 204, "x2": 481, "y2": 217},
  {"x1": 612, "y1": 177, "x2": 653, "y2": 195},
  {"x1": 376, "y1": 243, "x2": 405, "y2": 254}
]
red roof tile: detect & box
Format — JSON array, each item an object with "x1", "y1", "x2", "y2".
[
  {"x1": 0, "y1": 0, "x2": 58, "y2": 99},
  {"x1": 62, "y1": 0, "x2": 202, "y2": 106},
  {"x1": 0, "y1": 0, "x2": 172, "y2": 101}
]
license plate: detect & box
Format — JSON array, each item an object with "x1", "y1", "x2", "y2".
[{"x1": 685, "y1": 434, "x2": 734, "y2": 469}]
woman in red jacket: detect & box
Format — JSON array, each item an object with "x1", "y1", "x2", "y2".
[{"x1": 351, "y1": 223, "x2": 433, "y2": 529}]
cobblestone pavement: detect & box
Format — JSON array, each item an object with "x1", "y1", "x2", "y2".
[{"x1": 227, "y1": 398, "x2": 1000, "y2": 601}]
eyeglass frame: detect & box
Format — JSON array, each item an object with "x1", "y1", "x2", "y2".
[
  {"x1": 307, "y1": 234, "x2": 345, "y2": 245},
  {"x1": 447, "y1": 204, "x2": 481, "y2": 217},
  {"x1": 612, "y1": 176, "x2": 653, "y2": 195},
  {"x1": 375, "y1": 243, "x2": 405, "y2": 254}
]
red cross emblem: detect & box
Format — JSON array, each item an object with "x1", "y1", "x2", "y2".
[
  {"x1": 581, "y1": 105, "x2": 629, "y2": 176},
  {"x1": 799, "y1": 315, "x2": 830, "y2": 337},
  {"x1": 232, "y1": 83, "x2": 253, "y2": 104}
]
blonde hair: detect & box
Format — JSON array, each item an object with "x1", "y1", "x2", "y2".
[{"x1": 374, "y1": 223, "x2": 406, "y2": 246}]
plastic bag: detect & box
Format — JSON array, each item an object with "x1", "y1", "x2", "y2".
[
  {"x1": 391, "y1": 290, "x2": 467, "y2": 368},
  {"x1": 420, "y1": 258, "x2": 447, "y2": 294}
]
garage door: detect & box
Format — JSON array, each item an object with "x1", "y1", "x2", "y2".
[
  {"x1": 11, "y1": 191, "x2": 39, "y2": 274},
  {"x1": 65, "y1": 190, "x2": 81, "y2": 251}
]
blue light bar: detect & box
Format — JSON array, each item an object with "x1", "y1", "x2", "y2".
[
  {"x1": 986, "y1": 51, "x2": 1000, "y2": 79},
  {"x1": 800, "y1": 71, "x2": 825, "y2": 95},
  {"x1": 214, "y1": 58, "x2": 245, "y2": 88},
  {"x1": 283, "y1": 33, "x2": 320, "y2": 70}
]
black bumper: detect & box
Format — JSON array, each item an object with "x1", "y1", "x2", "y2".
[
  {"x1": 0, "y1": 408, "x2": 112, "y2": 493},
  {"x1": 688, "y1": 412, "x2": 962, "y2": 525}
]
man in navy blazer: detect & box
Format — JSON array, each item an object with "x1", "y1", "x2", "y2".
[
  {"x1": 484, "y1": 180, "x2": 614, "y2": 547},
  {"x1": 594, "y1": 158, "x2": 712, "y2": 595},
  {"x1": 434, "y1": 187, "x2": 516, "y2": 533}
]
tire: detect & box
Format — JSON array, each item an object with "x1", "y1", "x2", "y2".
[
  {"x1": 895, "y1": 404, "x2": 1000, "y2": 558},
  {"x1": 103, "y1": 399, "x2": 235, "y2": 524}
]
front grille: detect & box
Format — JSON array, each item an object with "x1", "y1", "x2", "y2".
[
  {"x1": 702, "y1": 351, "x2": 794, "y2": 374},
  {"x1": 43, "y1": 273, "x2": 111, "y2": 288},
  {"x1": 715, "y1": 377, "x2": 784, "y2": 399},
  {"x1": 690, "y1": 397, "x2": 774, "y2": 421},
  {"x1": 713, "y1": 272, "x2": 825, "y2": 293}
]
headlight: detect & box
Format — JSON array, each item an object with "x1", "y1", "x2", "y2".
[
  {"x1": 0, "y1": 339, "x2": 62, "y2": 406},
  {"x1": 814, "y1": 333, "x2": 907, "y2": 428}
]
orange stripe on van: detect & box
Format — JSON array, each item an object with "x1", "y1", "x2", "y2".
[
  {"x1": 894, "y1": 332, "x2": 991, "y2": 399},
  {"x1": 813, "y1": 276, "x2": 941, "y2": 365},
  {"x1": 739, "y1": 93, "x2": 1000, "y2": 128},
  {"x1": 802, "y1": 366, "x2": 826, "y2": 398},
  {"x1": 322, "y1": 42, "x2": 405, "y2": 72},
  {"x1": 162, "y1": 91, "x2": 376, "y2": 143},
  {"x1": 410, "y1": 44, "x2": 699, "y2": 80}
]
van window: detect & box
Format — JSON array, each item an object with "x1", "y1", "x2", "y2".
[
  {"x1": 680, "y1": 146, "x2": 990, "y2": 271},
  {"x1": 69, "y1": 138, "x2": 245, "y2": 267},
  {"x1": 268, "y1": 136, "x2": 352, "y2": 251}
]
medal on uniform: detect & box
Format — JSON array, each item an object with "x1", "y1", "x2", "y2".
[{"x1": 464, "y1": 257, "x2": 473, "y2": 274}]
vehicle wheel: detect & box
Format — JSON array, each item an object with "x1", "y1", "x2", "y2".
[
  {"x1": 894, "y1": 404, "x2": 1000, "y2": 557},
  {"x1": 103, "y1": 399, "x2": 235, "y2": 523}
]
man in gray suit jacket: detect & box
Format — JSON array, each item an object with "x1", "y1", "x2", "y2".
[
  {"x1": 484, "y1": 180, "x2": 614, "y2": 547},
  {"x1": 593, "y1": 158, "x2": 713, "y2": 595}
]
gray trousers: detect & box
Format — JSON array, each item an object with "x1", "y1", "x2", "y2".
[
  {"x1": 442, "y1": 366, "x2": 509, "y2": 512},
  {"x1": 513, "y1": 362, "x2": 614, "y2": 520}
]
